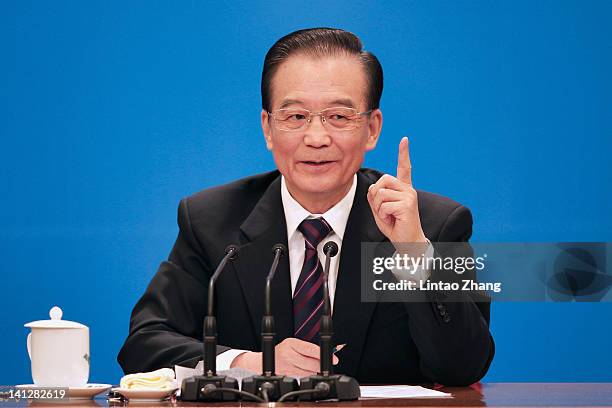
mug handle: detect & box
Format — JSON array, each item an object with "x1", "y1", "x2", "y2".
[{"x1": 27, "y1": 333, "x2": 32, "y2": 359}]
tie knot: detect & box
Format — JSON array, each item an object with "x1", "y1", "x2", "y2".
[{"x1": 298, "y1": 217, "x2": 332, "y2": 249}]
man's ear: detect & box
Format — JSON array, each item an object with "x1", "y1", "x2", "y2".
[
  {"x1": 365, "y1": 109, "x2": 383, "y2": 151},
  {"x1": 261, "y1": 109, "x2": 274, "y2": 150}
]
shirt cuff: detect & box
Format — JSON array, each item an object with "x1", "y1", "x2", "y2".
[
  {"x1": 390, "y1": 239, "x2": 434, "y2": 282},
  {"x1": 216, "y1": 348, "x2": 250, "y2": 371}
]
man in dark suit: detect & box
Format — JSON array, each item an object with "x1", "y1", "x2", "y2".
[{"x1": 118, "y1": 28, "x2": 494, "y2": 385}]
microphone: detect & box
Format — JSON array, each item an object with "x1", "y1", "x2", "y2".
[
  {"x1": 242, "y1": 244, "x2": 299, "y2": 401},
  {"x1": 298, "y1": 241, "x2": 361, "y2": 401},
  {"x1": 181, "y1": 245, "x2": 242, "y2": 401},
  {"x1": 319, "y1": 241, "x2": 338, "y2": 375}
]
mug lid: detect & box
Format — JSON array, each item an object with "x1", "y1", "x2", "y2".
[{"x1": 24, "y1": 306, "x2": 87, "y2": 329}]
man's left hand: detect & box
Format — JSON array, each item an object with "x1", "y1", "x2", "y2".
[{"x1": 367, "y1": 137, "x2": 427, "y2": 246}]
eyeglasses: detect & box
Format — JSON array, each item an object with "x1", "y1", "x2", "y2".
[{"x1": 268, "y1": 107, "x2": 373, "y2": 131}]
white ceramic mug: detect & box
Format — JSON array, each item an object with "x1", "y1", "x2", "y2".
[{"x1": 25, "y1": 307, "x2": 90, "y2": 387}]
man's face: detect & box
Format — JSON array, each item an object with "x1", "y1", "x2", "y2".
[{"x1": 261, "y1": 54, "x2": 382, "y2": 208}]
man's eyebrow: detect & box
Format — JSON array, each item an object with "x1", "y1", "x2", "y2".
[
  {"x1": 328, "y1": 98, "x2": 357, "y2": 108},
  {"x1": 278, "y1": 99, "x2": 303, "y2": 109}
]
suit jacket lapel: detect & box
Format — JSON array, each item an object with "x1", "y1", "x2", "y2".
[
  {"x1": 333, "y1": 170, "x2": 388, "y2": 376},
  {"x1": 231, "y1": 174, "x2": 294, "y2": 346}
]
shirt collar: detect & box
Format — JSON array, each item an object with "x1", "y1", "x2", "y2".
[{"x1": 281, "y1": 174, "x2": 357, "y2": 241}]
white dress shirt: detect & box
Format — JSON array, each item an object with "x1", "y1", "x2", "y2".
[
  {"x1": 282, "y1": 174, "x2": 357, "y2": 311},
  {"x1": 216, "y1": 174, "x2": 431, "y2": 370}
]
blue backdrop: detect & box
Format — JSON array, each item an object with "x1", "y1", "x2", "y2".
[{"x1": 2, "y1": 1, "x2": 611, "y2": 385}]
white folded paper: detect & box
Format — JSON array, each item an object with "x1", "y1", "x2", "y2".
[
  {"x1": 360, "y1": 385, "x2": 451, "y2": 398},
  {"x1": 119, "y1": 367, "x2": 176, "y2": 390}
]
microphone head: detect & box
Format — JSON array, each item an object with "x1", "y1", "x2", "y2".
[
  {"x1": 323, "y1": 241, "x2": 339, "y2": 257},
  {"x1": 272, "y1": 243, "x2": 287, "y2": 256},
  {"x1": 225, "y1": 244, "x2": 240, "y2": 260}
]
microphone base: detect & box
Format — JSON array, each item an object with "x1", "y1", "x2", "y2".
[
  {"x1": 242, "y1": 374, "x2": 299, "y2": 401},
  {"x1": 299, "y1": 374, "x2": 360, "y2": 401},
  {"x1": 180, "y1": 374, "x2": 239, "y2": 401}
]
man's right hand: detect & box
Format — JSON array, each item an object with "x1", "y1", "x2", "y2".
[{"x1": 230, "y1": 337, "x2": 339, "y2": 378}]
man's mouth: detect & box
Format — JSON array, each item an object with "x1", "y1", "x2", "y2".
[
  {"x1": 302, "y1": 160, "x2": 334, "y2": 165},
  {"x1": 298, "y1": 160, "x2": 337, "y2": 171}
]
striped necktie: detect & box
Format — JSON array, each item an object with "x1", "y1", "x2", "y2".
[{"x1": 293, "y1": 217, "x2": 332, "y2": 343}]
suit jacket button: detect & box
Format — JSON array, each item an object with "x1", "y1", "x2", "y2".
[{"x1": 442, "y1": 314, "x2": 451, "y2": 323}]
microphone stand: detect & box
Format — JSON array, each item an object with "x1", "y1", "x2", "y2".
[
  {"x1": 295, "y1": 241, "x2": 361, "y2": 401},
  {"x1": 242, "y1": 244, "x2": 299, "y2": 401},
  {"x1": 181, "y1": 245, "x2": 245, "y2": 401}
]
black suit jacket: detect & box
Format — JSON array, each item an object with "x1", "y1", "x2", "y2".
[{"x1": 118, "y1": 169, "x2": 494, "y2": 385}]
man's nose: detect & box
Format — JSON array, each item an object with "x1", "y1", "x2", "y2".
[{"x1": 303, "y1": 115, "x2": 332, "y2": 147}]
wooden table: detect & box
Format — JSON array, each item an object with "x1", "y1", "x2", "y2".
[{"x1": 22, "y1": 383, "x2": 612, "y2": 407}]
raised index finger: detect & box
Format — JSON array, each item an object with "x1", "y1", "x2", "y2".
[{"x1": 397, "y1": 136, "x2": 412, "y2": 185}]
